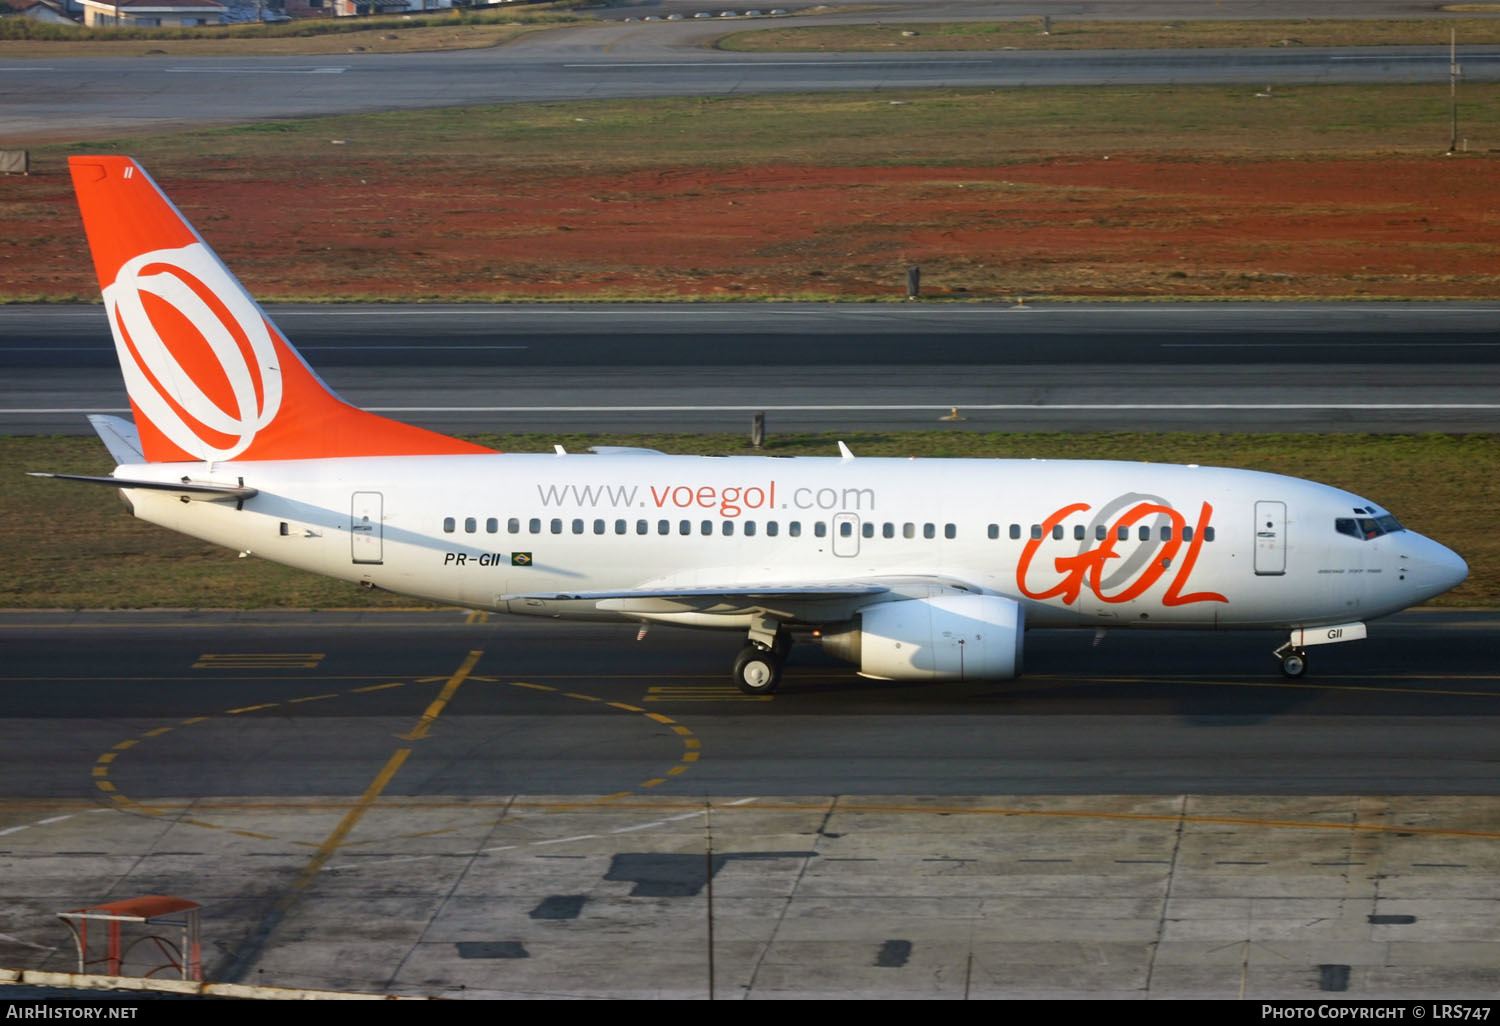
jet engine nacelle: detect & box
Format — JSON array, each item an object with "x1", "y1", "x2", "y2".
[{"x1": 821, "y1": 594, "x2": 1024, "y2": 681}]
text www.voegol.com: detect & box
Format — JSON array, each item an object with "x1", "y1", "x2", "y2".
[{"x1": 536, "y1": 482, "x2": 876, "y2": 518}]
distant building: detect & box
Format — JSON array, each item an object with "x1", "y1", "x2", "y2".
[
  {"x1": 77, "y1": 0, "x2": 226, "y2": 26},
  {"x1": 279, "y1": 0, "x2": 450, "y2": 16},
  {"x1": 7, "y1": 0, "x2": 80, "y2": 22},
  {"x1": 283, "y1": 0, "x2": 449, "y2": 16}
]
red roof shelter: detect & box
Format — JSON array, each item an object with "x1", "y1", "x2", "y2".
[{"x1": 57, "y1": 896, "x2": 201, "y2": 981}]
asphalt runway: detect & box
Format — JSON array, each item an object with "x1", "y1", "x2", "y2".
[
  {"x1": 5, "y1": 303, "x2": 1498, "y2": 435},
  {"x1": 3, "y1": 610, "x2": 1500, "y2": 997},
  {"x1": 4, "y1": 5, "x2": 1499, "y2": 997},
  {"x1": 3, "y1": 20, "x2": 1498, "y2": 140},
  {"x1": 4, "y1": 609, "x2": 1497, "y2": 798}
]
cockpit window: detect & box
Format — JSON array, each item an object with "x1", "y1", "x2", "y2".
[{"x1": 1336, "y1": 514, "x2": 1404, "y2": 540}]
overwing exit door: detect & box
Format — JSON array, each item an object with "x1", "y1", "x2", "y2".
[{"x1": 832, "y1": 513, "x2": 860, "y2": 557}]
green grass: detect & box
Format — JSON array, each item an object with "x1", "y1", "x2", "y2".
[
  {"x1": 35, "y1": 84, "x2": 1500, "y2": 167},
  {"x1": 4, "y1": 432, "x2": 1494, "y2": 609},
  {"x1": 718, "y1": 18, "x2": 1500, "y2": 53}
]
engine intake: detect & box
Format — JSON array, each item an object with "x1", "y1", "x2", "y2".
[{"x1": 821, "y1": 594, "x2": 1024, "y2": 681}]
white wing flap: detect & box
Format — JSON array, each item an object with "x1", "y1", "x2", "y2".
[
  {"x1": 504, "y1": 583, "x2": 886, "y2": 603},
  {"x1": 501, "y1": 577, "x2": 983, "y2": 617},
  {"x1": 501, "y1": 583, "x2": 887, "y2": 617}
]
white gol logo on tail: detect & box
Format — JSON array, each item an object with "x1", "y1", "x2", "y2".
[{"x1": 103, "y1": 242, "x2": 282, "y2": 461}]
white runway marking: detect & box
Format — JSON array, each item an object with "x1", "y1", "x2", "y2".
[
  {"x1": 1163, "y1": 342, "x2": 1500, "y2": 348},
  {"x1": 363, "y1": 403, "x2": 1500, "y2": 413},
  {"x1": 1331, "y1": 53, "x2": 1500, "y2": 61},
  {"x1": 9, "y1": 403, "x2": 1500, "y2": 416},
  {"x1": 568, "y1": 60, "x2": 996, "y2": 68},
  {"x1": 165, "y1": 67, "x2": 347, "y2": 74}
]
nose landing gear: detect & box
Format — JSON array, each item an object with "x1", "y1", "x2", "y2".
[
  {"x1": 1272, "y1": 622, "x2": 1367, "y2": 679},
  {"x1": 1274, "y1": 642, "x2": 1309, "y2": 678}
]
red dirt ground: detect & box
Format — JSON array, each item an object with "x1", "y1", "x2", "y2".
[{"x1": 6, "y1": 156, "x2": 1498, "y2": 300}]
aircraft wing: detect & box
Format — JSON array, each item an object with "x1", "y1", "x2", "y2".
[{"x1": 502, "y1": 577, "x2": 979, "y2": 618}]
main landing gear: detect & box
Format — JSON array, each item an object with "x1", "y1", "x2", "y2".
[{"x1": 732, "y1": 616, "x2": 791, "y2": 695}]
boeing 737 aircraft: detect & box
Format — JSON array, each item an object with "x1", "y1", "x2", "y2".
[{"x1": 39, "y1": 156, "x2": 1469, "y2": 694}]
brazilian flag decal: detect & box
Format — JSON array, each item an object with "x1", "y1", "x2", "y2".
[{"x1": 511, "y1": 552, "x2": 532, "y2": 567}]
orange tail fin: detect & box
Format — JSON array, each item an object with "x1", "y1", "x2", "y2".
[{"x1": 69, "y1": 156, "x2": 495, "y2": 463}]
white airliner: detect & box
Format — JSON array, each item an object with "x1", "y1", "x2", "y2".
[{"x1": 40, "y1": 156, "x2": 1469, "y2": 693}]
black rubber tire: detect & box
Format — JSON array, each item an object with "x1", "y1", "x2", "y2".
[
  {"x1": 733, "y1": 645, "x2": 781, "y2": 695},
  {"x1": 1280, "y1": 651, "x2": 1308, "y2": 678}
]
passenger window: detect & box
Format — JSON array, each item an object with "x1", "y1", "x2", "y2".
[
  {"x1": 1074, "y1": 525, "x2": 1086, "y2": 541},
  {"x1": 1010, "y1": 524, "x2": 1021, "y2": 540},
  {"x1": 882, "y1": 522, "x2": 894, "y2": 539},
  {"x1": 508, "y1": 518, "x2": 520, "y2": 534},
  {"x1": 679, "y1": 520, "x2": 691, "y2": 535},
  {"x1": 1160, "y1": 526, "x2": 1172, "y2": 541},
  {"x1": 1138, "y1": 526, "x2": 1150, "y2": 541},
  {"x1": 530, "y1": 518, "x2": 541, "y2": 534},
  {"x1": 722, "y1": 521, "x2": 734, "y2": 536},
  {"x1": 1117, "y1": 526, "x2": 1128, "y2": 541},
  {"x1": 945, "y1": 524, "x2": 956, "y2": 540},
  {"x1": 550, "y1": 519, "x2": 563, "y2": 535},
  {"x1": 572, "y1": 519, "x2": 584, "y2": 535},
  {"x1": 658, "y1": 520, "x2": 670, "y2": 535},
  {"x1": 1051, "y1": 525, "x2": 1064, "y2": 541},
  {"x1": 789, "y1": 522, "x2": 801, "y2": 537},
  {"x1": 815, "y1": 522, "x2": 828, "y2": 538},
  {"x1": 859, "y1": 522, "x2": 872, "y2": 538},
  {"x1": 701, "y1": 520, "x2": 712, "y2": 535},
  {"x1": 988, "y1": 524, "x2": 999, "y2": 540},
  {"x1": 1182, "y1": 525, "x2": 1194, "y2": 542},
  {"x1": 594, "y1": 519, "x2": 606, "y2": 535},
  {"x1": 615, "y1": 519, "x2": 627, "y2": 535},
  {"x1": 637, "y1": 520, "x2": 648, "y2": 535},
  {"x1": 486, "y1": 518, "x2": 498, "y2": 534},
  {"x1": 924, "y1": 523, "x2": 936, "y2": 540},
  {"x1": 767, "y1": 522, "x2": 780, "y2": 537},
  {"x1": 442, "y1": 517, "x2": 455, "y2": 534},
  {"x1": 1030, "y1": 525, "x2": 1042, "y2": 540},
  {"x1": 1204, "y1": 526, "x2": 1215, "y2": 542},
  {"x1": 1095, "y1": 525, "x2": 1107, "y2": 541},
  {"x1": 745, "y1": 521, "x2": 757, "y2": 537},
  {"x1": 465, "y1": 517, "x2": 477, "y2": 534},
  {"x1": 905, "y1": 523, "x2": 916, "y2": 539}
]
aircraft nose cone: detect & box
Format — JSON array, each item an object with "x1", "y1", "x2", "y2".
[
  {"x1": 1406, "y1": 534, "x2": 1468, "y2": 600},
  {"x1": 1437, "y1": 546, "x2": 1470, "y2": 595}
]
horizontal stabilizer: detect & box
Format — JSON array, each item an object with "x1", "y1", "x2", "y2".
[
  {"x1": 28, "y1": 472, "x2": 257, "y2": 503},
  {"x1": 87, "y1": 414, "x2": 144, "y2": 465}
]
